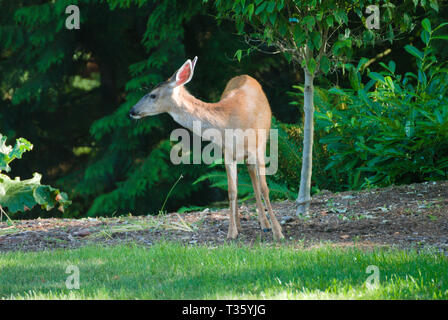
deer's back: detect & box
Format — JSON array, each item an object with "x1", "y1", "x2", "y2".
[{"x1": 220, "y1": 75, "x2": 271, "y2": 130}]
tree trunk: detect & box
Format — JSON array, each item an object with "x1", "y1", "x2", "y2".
[{"x1": 296, "y1": 70, "x2": 315, "y2": 215}]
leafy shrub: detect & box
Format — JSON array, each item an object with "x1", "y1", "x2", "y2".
[
  {"x1": 314, "y1": 19, "x2": 448, "y2": 189},
  {"x1": 0, "y1": 134, "x2": 71, "y2": 216}
]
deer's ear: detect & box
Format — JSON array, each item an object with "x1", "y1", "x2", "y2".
[
  {"x1": 191, "y1": 56, "x2": 198, "y2": 71},
  {"x1": 172, "y1": 59, "x2": 194, "y2": 87}
]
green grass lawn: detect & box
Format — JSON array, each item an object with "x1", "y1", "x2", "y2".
[{"x1": 1, "y1": 242, "x2": 447, "y2": 299}]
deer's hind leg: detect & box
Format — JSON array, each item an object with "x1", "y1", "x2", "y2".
[
  {"x1": 235, "y1": 171, "x2": 242, "y2": 232},
  {"x1": 247, "y1": 163, "x2": 271, "y2": 231},
  {"x1": 257, "y1": 159, "x2": 284, "y2": 240}
]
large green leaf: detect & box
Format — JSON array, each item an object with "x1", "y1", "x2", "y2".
[
  {"x1": 0, "y1": 134, "x2": 33, "y2": 173},
  {"x1": 0, "y1": 173, "x2": 40, "y2": 212},
  {"x1": 0, "y1": 134, "x2": 71, "y2": 213},
  {"x1": 0, "y1": 172, "x2": 72, "y2": 213},
  {"x1": 404, "y1": 45, "x2": 424, "y2": 60},
  {"x1": 422, "y1": 18, "x2": 431, "y2": 32}
]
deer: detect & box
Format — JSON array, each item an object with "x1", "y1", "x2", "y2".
[{"x1": 129, "y1": 57, "x2": 284, "y2": 240}]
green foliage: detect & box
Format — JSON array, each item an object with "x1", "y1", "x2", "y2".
[
  {"x1": 0, "y1": 134, "x2": 71, "y2": 214},
  {"x1": 278, "y1": 18, "x2": 448, "y2": 192},
  {"x1": 212, "y1": 0, "x2": 436, "y2": 76},
  {"x1": 0, "y1": 135, "x2": 32, "y2": 173},
  {"x1": 73, "y1": 1, "x2": 210, "y2": 217},
  {"x1": 314, "y1": 20, "x2": 448, "y2": 189},
  {"x1": 0, "y1": 0, "x2": 150, "y2": 217},
  {"x1": 274, "y1": 118, "x2": 302, "y2": 192}
]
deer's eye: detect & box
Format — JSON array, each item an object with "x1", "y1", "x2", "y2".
[{"x1": 149, "y1": 94, "x2": 157, "y2": 99}]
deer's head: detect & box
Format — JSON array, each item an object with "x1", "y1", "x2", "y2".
[{"x1": 129, "y1": 57, "x2": 197, "y2": 119}]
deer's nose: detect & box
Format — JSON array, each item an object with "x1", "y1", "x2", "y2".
[{"x1": 129, "y1": 110, "x2": 138, "y2": 119}]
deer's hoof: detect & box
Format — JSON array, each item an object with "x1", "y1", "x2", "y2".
[
  {"x1": 274, "y1": 232, "x2": 285, "y2": 241},
  {"x1": 227, "y1": 232, "x2": 238, "y2": 240}
]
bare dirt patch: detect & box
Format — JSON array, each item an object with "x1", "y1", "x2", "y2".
[{"x1": 1, "y1": 181, "x2": 447, "y2": 252}]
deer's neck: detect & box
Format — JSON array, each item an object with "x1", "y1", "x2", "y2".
[{"x1": 168, "y1": 86, "x2": 227, "y2": 133}]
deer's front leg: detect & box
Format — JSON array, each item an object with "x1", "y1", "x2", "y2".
[{"x1": 225, "y1": 161, "x2": 238, "y2": 239}]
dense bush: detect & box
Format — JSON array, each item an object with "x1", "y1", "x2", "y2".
[{"x1": 314, "y1": 20, "x2": 448, "y2": 189}]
